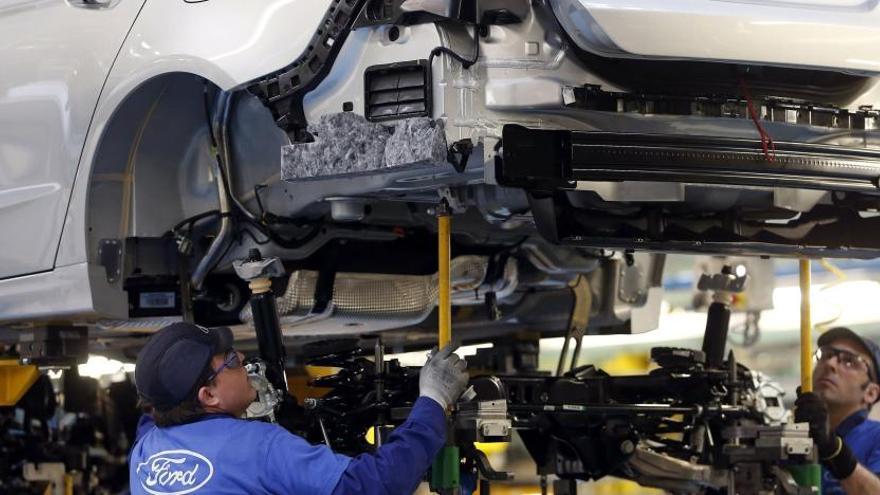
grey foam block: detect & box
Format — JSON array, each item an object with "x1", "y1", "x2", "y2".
[
  {"x1": 281, "y1": 112, "x2": 392, "y2": 180},
  {"x1": 281, "y1": 113, "x2": 449, "y2": 182},
  {"x1": 384, "y1": 117, "x2": 448, "y2": 168}
]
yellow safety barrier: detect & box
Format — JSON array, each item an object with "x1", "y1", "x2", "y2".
[{"x1": 0, "y1": 358, "x2": 39, "y2": 406}]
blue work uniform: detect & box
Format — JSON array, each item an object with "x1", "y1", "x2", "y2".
[
  {"x1": 130, "y1": 396, "x2": 445, "y2": 495},
  {"x1": 822, "y1": 409, "x2": 880, "y2": 494}
]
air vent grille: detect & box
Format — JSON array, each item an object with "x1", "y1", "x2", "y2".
[{"x1": 364, "y1": 60, "x2": 431, "y2": 121}]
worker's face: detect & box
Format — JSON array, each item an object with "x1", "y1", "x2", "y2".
[
  {"x1": 200, "y1": 350, "x2": 256, "y2": 416},
  {"x1": 813, "y1": 338, "x2": 879, "y2": 410}
]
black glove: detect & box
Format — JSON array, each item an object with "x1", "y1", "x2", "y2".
[{"x1": 795, "y1": 388, "x2": 858, "y2": 479}]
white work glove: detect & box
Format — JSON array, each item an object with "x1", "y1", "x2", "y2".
[{"x1": 419, "y1": 343, "x2": 469, "y2": 410}]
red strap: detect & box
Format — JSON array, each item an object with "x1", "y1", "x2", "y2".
[{"x1": 739, "y1": 77, "x2": 776, "y2": 163}]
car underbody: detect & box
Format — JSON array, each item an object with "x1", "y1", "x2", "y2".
[
  {"x1": 3, "y1": 0, "x2": 880, "y2": 493},
  {"x1": 46, "y1": 0, "x2": 877, "y2": 349}
]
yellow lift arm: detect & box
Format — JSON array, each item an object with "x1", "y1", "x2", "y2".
[{"x1": 0, "y1": 358, "x2": 39, "y2": 406}]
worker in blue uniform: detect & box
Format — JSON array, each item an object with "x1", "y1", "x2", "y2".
[
  {"x1": 129, "y1": 322, "x2": 469, "y2": 495},
  {"x1": 795, "y1": 326, "x2": 880, "y2": 494}
]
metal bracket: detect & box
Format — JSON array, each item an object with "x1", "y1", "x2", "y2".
[
  {"x1": 438, "y1": 186, "x2": 467, "y2": 214},
  {"x1": 556, "y1": 275, "x2": 592, "y2": 376},
  {"x1": 17, "y1": 326, "x2": 88, "y2": 367},
  {"x1": 232, "y1": 255, "x2": 285, "y2": 282},
  {"x1": 247, "y1": 0, "x2": 370, "y2": 138},
  {"x1": 97, "y1": 238, "x2": 123, "y2": 283},
  {"x1": 698, "y1": 270, "x2": 747, "y2": 294},
  {"x1": 245, "y1": 359, "x2": 285, "y2": 422},
  {"x1": 465, "y1": 446, "x2": 513, "y2": 481}
]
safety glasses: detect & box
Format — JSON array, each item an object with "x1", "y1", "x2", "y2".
[
  {"x1": 206, "y1": 349, "x2": 243, "y2": 383},
  {"x1": 814, "y1": 345, "x2": 876, "y2": 382}
]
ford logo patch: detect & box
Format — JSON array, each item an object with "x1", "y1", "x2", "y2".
[{"x1": 136, "y1": 449, "x2": 214, "y2": 495}]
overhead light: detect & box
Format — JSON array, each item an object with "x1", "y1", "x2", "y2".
[{"x1": 77, "y1": 355, "x2": 135, "y2": 381}]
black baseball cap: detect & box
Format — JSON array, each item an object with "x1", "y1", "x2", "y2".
[
  {"x1": 818, "y1": 326, "x2": 880, "y2": 383},
  {"x1": 135, "y1": 322, "x2": 233, "y2": 410}
]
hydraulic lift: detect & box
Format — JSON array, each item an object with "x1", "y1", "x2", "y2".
[
  {"x1": 0, "y1": 212, "x2": 829, "y2": 495},
  {"x1": 227, "y1": 203, "x2": 825, "y2": 494}
]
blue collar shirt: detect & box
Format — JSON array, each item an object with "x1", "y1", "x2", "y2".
[
  {"x1": 822, "y1": 409, "x2": 880, "y2": 494},
  {"x1": 130, "y1": 396, "x2": 446, "y2": 495}
]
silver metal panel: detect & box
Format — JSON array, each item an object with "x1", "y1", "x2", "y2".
[
  {"x1": 0, "y1": 263, "x2": 94, "y2": 322},
  {"x1": 551, "y1": 0, "x2": 880, "y2": 73},
  {"x1": 56, "y1": 0, "x2": 335, "y2": 268},
  {"x1": 0, "y1": 0, "x2": 144, "y2": 278}
]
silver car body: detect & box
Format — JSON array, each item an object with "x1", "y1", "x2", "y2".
[{"x1": 2, "y1": 0, "x2": 880, "y2": 329}]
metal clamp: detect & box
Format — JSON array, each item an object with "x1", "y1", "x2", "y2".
[
  {"x1": 245, "y1": 359, "x2": 284, "y2": 422},
  {"x1": 233, "y1": 255, "x2": 285, "y2": 282},
  {"x1": 697, "y1": 270, "x2": 747, "y2": 294}
]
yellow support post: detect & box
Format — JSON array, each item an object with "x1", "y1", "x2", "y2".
[
  {"x1": 0, "y1": 359, "x2": 39, "y2": 406},
  {"x1": 790, "y1": 258, "x2": 822, "y2": 491},
  {"x1": 65, "y1": 474, "x2": 74, "y2": 495},
  {"x1": 438, "y1": 205, "x2": 452, "y2": 348},
  {"x1": 800, "y1": 259, "x2": 812, "y2": 393},
  {"x1": 431, "y1": 202, "x2": 459, "y2": 494}
]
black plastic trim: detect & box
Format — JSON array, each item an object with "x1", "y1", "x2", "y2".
[
  {"x1": 565, "y1": 85, "x2": 880, "y2": 130},
  {"x1": 497, "y1": 125, "x2": 880, "y2": 257},
  {"x1": 247, "y1": 0, "x2": 370, "y2": 138},
  {"x1": 525, "y1": 193, "x2": 880, "y2": 258},
  {"x1": 499, "y1": 124, "x2": 880, "y2": 192},
  {"x1": 352, "y1": 0, "x2": 527, "y2": 28}
]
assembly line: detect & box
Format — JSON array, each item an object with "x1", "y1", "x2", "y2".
[{"x1": 5, "y1": 1, "x2": 880, "y2": 494}]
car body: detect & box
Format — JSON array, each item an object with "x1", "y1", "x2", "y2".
[{"x1": 2, "y1": 0, "x2": 880, "y2": 356}]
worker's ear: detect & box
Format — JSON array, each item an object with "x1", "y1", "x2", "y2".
[
  {"x1": 863, "y1": 382, "x2": 880, "y2": 407},
  {"x1": 197, "y1": 383, "x2": 221, "y2": 409}
]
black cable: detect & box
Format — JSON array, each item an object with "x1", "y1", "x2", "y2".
[
  {"x1": 202, "y1": 81, "x2": 241, "y2": 237},
  {"x1": 204, "y1": 80, "x2": 327, "y2": 251},
  {"x1": 253, "y1": 184, "x2": 269, "y2": 222},
  {"x1": 201, "y1": 82, "x2": 303, "y2": 245},
  {"x1": 208, "y1": 234, "x2": 237, "y2": 274},
  {"x1": 202, "y1": 81, "x2": 219, "y2": 151},
  {"x1": 428, "y1": 26, "x2": 481, "y2": 70},
  {"x1": 253, "y1": 184, "x2": 307, "y2": 226},
  {"x1": 172, "y1": 210, "x2": 221, "y2": 235},
  {"x1": 202, "y1": 83, "x2": 264, "y2": 231}
]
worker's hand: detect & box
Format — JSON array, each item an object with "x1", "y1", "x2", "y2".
[
  {"x1": 795, "y1": 387, "x2": 858, "y2": 479},
  {"x1": 794, "y1": 388, "x2": 835, "y2": 455},
  {"x1": 419, "y1": 343, "x2": 469, "y2": 410}
]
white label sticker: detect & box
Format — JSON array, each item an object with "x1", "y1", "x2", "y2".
[{"x1": 139, "y1": 292, "x2": 176, "y2": 309}]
